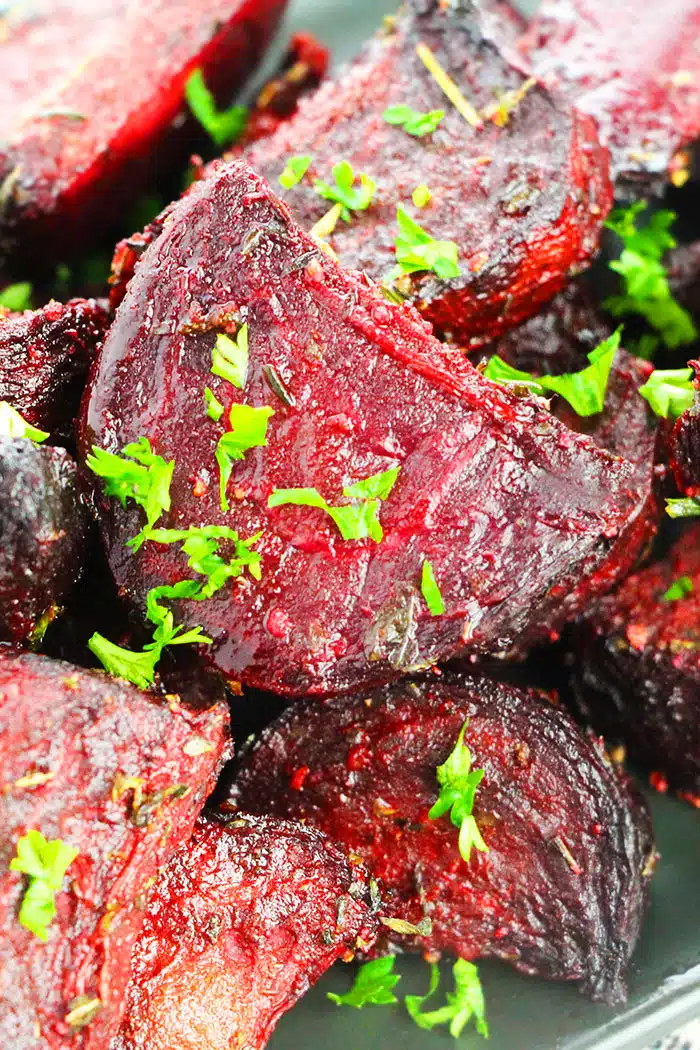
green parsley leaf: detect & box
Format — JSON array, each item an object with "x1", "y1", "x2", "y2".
[
  {"x1": 429, "y1": 721, "x2": 488, "y2": 864},
  {"x1": 216, "y1": 404, "x2": 274, "y2": 511},
  {"x1": 10, "y1": 830, "x2": 78, "y2": 941},
  {"x1": 184, "y1": 68, "x2": 247, "y2": 147},
  {"x1": 343, "y1": 466, "x2": 401, "y2": 501},
  {"x1": 638, "y1": 367, "x2": 694, "y2": 419},
  {"x1": 666, "y1": 497, "x2": 700, "y2": 519},
  {"x1": 212, "y1": 325, "x2": 248, "y2": 389},
  {"x1": 383, "y1": 104, "x2": 445, "y2": 137},
  {"x1": 327, "y1": 957, "x2": 400, "y2": 1008},
  {"x1": 86, "y1": 437, "x2": 174, "y2": 551},
  {"x1": 146, "y1": 524, "x2": 262, "y2": 597},
  {"x1": 88, "y1": 633, "x2": 162, "y2": 690},
  {"x1": 412, "y1": 184, "x2": 432, "y2": 208},
  {"x1": 421, "y1": 559, "x2": 445, "y2": 616},
  {"x1": 268, "y1": 467, "x2": 400, "y2": 543},
  {"x1": 0, "y1": 402, "x2": 49, "y2": 443},
  {"x1": 204, "y1": 387, "x2": 224, "y2": 422},
  {"x1": 662, "y1": 575, "x2": 694, "y2": 602},
  {"x1": 314, "y1": 161, "x2": 376, "y2": 222},
  {"x1": 279, "y1": 155, "x2": 312, "y2": 189},
  {"x1": 406, "y1": 959, "x2": 488, "y2": 1040},
  {"x1": 394, "y1": 206, "x2": 460, "y2": 279},
  {"x1": 0, "y1": 281, "x2": 32, "y2": 311}
]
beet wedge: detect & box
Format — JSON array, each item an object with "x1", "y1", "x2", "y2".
[
  {"x1": 239, "y1": 0, "x2": 611, "y2": 346},
  {"x1": 0, "y1": 651, "x2": 230, "y2": 1050},
  {"x1": 113, "y1": 813, "x2": 378, "y2": 1050},
  {"x1": 0, "y1": 0, "x2": 287, "y2": 269},
  {"x1": 230, "y1": 671, "x2": 655, "y2": 1004},
  {"x1": 85, "y1": 161, "x2": 653, "y2": 698},
  {"x1": 671, "y1": 360, "x2": 700, "y2": 496}
]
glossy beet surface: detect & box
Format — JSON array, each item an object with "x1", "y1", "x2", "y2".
[
  {"x1": 85, "y1": 161, "x2": 653, "y2": 697},
  {"x1": 230, "y1": 671, "x2": 655, "y2": 1004},
  {"x1": 0, "y1": 0, "x2": 287, "y2": 268},
  {"x1": 522, "y1": 0, "x2": 700, "y2": 191},
  {"x1": 0, "y1": 439, "x2": 87, "y2": 644},
  {"x1": 570, "y1": 524, "x2": 700, "y2": 798},
  {"x1": 0, "y1": 651, "x2": 230, "y2": 1050},
  {"x1": 113, "y1": 814, "x2": 378, "y2": 1050},
  {"x1": 240, "y1": 0, "x2": 611, "y2": 346}
]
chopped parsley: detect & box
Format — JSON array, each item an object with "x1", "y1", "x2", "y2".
[
  {"x1": 0, "y1": 281, "x2": 32, "y2": 311},
  {"x1": 314, "y1": 161, "x2": 377, "y2": 222},
  {"x1": 146, "y1": 524, "x2": 262, "y2": 597},
  {"x1": 279, "y1": 155, "x2": 312, "y2": 189},
  {"x1": 268, "y1": 466, "x2": 400, "y2": 543},
  {"x1": 406, "y1": 959, "x2": 488, "y2": 1040},
  {"x1": 86, "y1": 437, "x2": 174, "y2": 551},
  {"x1": 638, "y1": 367, "x2": 694, "y2": 419},
  {"x1": 662, "y1": 575, "x2": 694, "y2": 602},
  {"x1": 604, "y1": 202, "x2": 697, "y2": 350},
  {"x1": 184, "y1": 68, "x2": 248, "y2": 147},
  {"x1": 10, "y1": 830, "x2": 78, "y2": 941},
  {"x1": 383, "y1": 104, "x2": 445, "y2": 137},
  {"x1": 204, "y1": 387, "x2": 224, "y2": 422},
  {"x1": 327, "y1": 957, "x2": 400, "y2": 1008},
  {"x1": 482, "y1": 77, "x2": 536, "y2": 127},
  {"x1": 412, "y1": 184, "x2": 432, "y2": 208},
  {"x1": 212, "y1": 326, "x2": 249, "y2": 389},
  {"x1": 484, "y1": 328, "x2": 622, "y2": 417},
  {"x1": 421, "y1": 559, "x2": 445, "y2": 615},
  {"x1": 0, "y1": 402, "x2": 49, "y2": 443},
  {"x1": 394, "y1": 206, "x2": 460, "y2": 279},
  {"x1": 216, "y1": 404, "x2": 274, "y2": 511},
  {"x1": 666, "y1": 497, "x2": 700, "y2": 519},
  {"x1": 429, "y1": 721, "x2": 488, "y2": 864}
]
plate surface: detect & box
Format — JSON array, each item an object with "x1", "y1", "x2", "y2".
[{"x1": 256, "y1": 2, "x2": 700, "y2": 1048}]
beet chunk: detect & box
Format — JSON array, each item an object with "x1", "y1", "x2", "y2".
[
  {"x1": 0, "y1": 651, "x2": 230, "y2": 1050},
  {"x1": 239, "y1": 0, "x2": 611, "y2": 346},
  {"x1": 0, "y1": 440, "x2": 87, "y2": 644},
  {"x1": 113, "y1": 813, "x2": 379, "y2": 1050},
  {"x1": 570, "y1": 524, "x2": 700, "y2": 798},
  {"x1": 522, "y1": 0, "x2": 700, "y2": 192},
  {"x1": 85, "y1": 161, "x2": 654, "y2": 697},
  {"x1": 670, "y1": 360, "x2": 700, "y2": 496},
  {"x1": 0, "y1": 298, "x2": 110, "y2": 442},
  {"x1": 230, "y1": 672, "x2": 654, "y2": 1004},
  {"x1": 0, "y1": 0, "x2": 287, "y2": 268}
]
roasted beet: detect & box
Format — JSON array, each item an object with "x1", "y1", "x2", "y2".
[
  {"x1": 85, "y1": 161, "x2": 654, "y2": 697},
  {"x1": 666, "y1": 241, "x2": 700, "y2": 322},
  {"x1": 113, "y1": 813, "x2": 378, "y2": 1050},
  {"x1": 570, "y1": 524, "x2": 700, "y2": 798},
  {"x1": 230, "y1": 671, "x2": 654, "y2": 1004},
  {"x1": 239, "y1": 0, "x2": 611, "y2": 346},
  {"x1": 0, "y1": 0, "x2": 287, "y2": 268},
  {"x1": 0, "y1": 650, "x2": 230, "y2": 1050},
  {"x1": 670, "y1": 360, "x2": 700, "y2": 495},
  {"x1": 522, "y1": 0, "x2": 700, "y2": 192},
  {"x1": 0, "y1": 298, "x2": 110, "y2": 442},
  {"x1": 0, "y1": 439, "x2": 87, "y2": 644}
]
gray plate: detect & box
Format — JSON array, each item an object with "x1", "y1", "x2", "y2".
[{"x1": 257, "y1": 2, "x2": 700, "y2": 1047}]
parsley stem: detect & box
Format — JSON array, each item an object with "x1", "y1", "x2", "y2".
[{"x1": 415, "y1": 44, "x2": 483, "y2": 130}]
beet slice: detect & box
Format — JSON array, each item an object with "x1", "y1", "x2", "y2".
[
  {"x1": 0, "y1": 298, "x2": 110, "y2": 442},
  {"x1": 522, "y1": 0, "x2": 700, "y2": 192},
  {"x1": 0, "y1": 439, "x2": 87, "y2": 644},
  {"x1": 0, "y1": 650, "x2": 230, "y2": 1050},
  {"x1": 84, "y1": 160, "x2": 655, "y2": 697},
  {"x1": 570, "y1": 524, "x2": 700, "y2": 798},
  {"x1": 0, "y1": 0, "x2": 287, "y2": 269},
  {"x1": 230, "y1": 671, "x2": 654, "y2": 1004},
  {"x1": 670, "y1": 360, "x2": 700, "y2": 495},
  {"x1": 113, "y1": 813, "x2": 378, "y2": 1050},
  {"x1": 238, "y1": 0, "x2": 611, "y2": 346}
]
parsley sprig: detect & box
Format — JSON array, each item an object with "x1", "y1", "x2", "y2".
[
  {"x1": 0, "y1": 402, "x2": 49, "y2": 443},
  {"x1": 662, "y1": 575, "x2": 694, "y2": 602},
  {"x1": 0, "y1": 281, "x2": 32, "y2": 311},
  {"x1": 394, "y1": 206, "x2": 460, "y2": 279},
  {"x1": 421, "y1": 559, "x2": 445, "y2": 616},
  {"x1": 383, "y1": 105, "x2": 445, "y2": 137},
  {"x1": 406, "y1": 959, "x2": 489, "y2": 1040},
  {"x1": 268, "y1": 466, "x2": 400, "y2": 542},
  {"x1": 184, "y1": 68, "x2": 247, "y2": 147},
  {"x1": 86, "y1": 437, "x2": 174, "y2": 551},
  {"x1": 279, "y1": 155, "x2": 312, "y2": 189},
  {"x1": 666, "y1": 497, "x2": 700, "y2": 519},
  {"x1": 429, "y1": 721, "x2": 488, "y2": 864},
  {"x1": 328, "y1": 957, "x2": 401, "y2": 1008},
  {"x1": 212, "y1": 325, "x2": 249, "y2": 389},
  {"x1": 10, "y1": 831, "x2": 78, "y2": 941},
  {"x1": 638, "y1": 367, "x2": 695, "y2": 419},
  {"x1": 216, "y1": 404, "x2": 274, "y2": 511},
  {"x1": 314, "y1": 161, "x2": 376, "y2": 222}
]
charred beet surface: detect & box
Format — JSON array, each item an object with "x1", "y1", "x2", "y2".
[
  {"x1": 230, "y1": 672, "x2": 654, "y2": 1004},
  {"x1": 0, "y1": 651, "x2": 230, "y2": 1050},
  {"x1": 0, "y1": 440, "x2": 87, "y2": 644},
  {"x1": 0, "y1": 0, "x2": 287, "y2": 269},
  {"x1": 570, "y1": 524, "x2": 700, "y2": 798},
  {"x1": 113, "y1": 813, "x2": 378, "y2": 1050},
  {"x1": 240, "y1": 0, "x2": 611, "y2": 346},
  {"x1": 85, "y1": 161, "x2": 655, "y2": 697},
  {"x1": 0, "y1": 298, "x2": 110, "y2": 442}
]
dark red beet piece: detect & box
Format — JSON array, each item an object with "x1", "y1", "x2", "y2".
[
  {"x1": 230, "y1": 671, "x2": 654, "y2": 1004},
  {"x1": 85, "y1": 161, "x2": 654, "y2": 697},
  {"x1": 112, "y1": 813, "x2": 378, "y2": 1050},
  {"x1": 239, "y1": 0, "x2": 611, "y2": 346},
  {"x1": 0, "y1": 0, "x2": 287, "y2": 269},
  {"x1": 0, "y1": 298, "x2": 110, "y2": 442},
  {"x1": 521, "y1": 0, "x2": 700, "y2": 192},
  {"x1": 670, "y1": 360, "x2": 700, "y2": 496},
  {"x1": 0, "y1": 439, "x2": 87, "y2": 644},
  {"x1": 570, "y1": 524, "x2": 700, "y2": 799},
  {"x1": 0, "y1": 650, "x2": 230, "y2": 1050}
]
